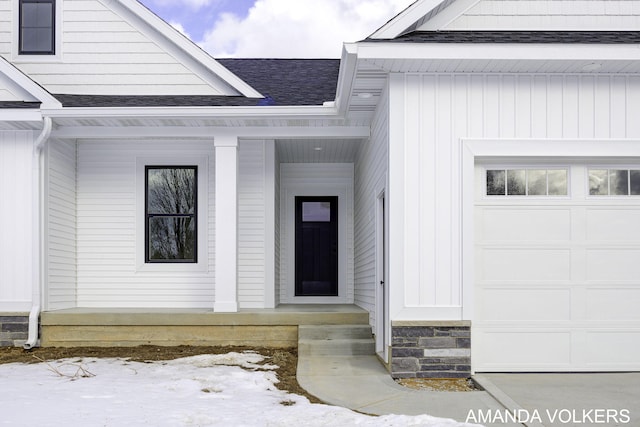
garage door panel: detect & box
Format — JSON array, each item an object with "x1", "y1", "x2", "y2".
[
  {"x1": 587, "y1": 209, "x2": 640, "y2": 241},
  {"x1": 480, "y1": 208, "x2": 572, "y2": 242},
  {"x1": 476, "y1": 331, "x2": 572, "y2": 368},
  {"x1": 586, "y1": 331, "x2": 640, "y2": 364},
  {"x1": 481, "y1": 248, "x2": 571, "y2": 281},
  {"x1": 586, "y1": 289, "x2": 640, "y2": 320},
  {"x1": 586, "y1": 249, "x2": 640, "y2": 281},
  {"x1": 479, "y1": 288, "x2": 572, "y2": 321}
]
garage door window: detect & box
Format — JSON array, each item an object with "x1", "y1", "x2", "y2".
[
  {"x1": 589, "y1": 169, "x2": 640, "y2": 196},
  {"x1": 486, "y1": 168, "x2": 568, "y2": 196}
]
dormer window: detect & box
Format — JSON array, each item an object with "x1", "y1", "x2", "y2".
[{"x1": 19, "y1": 0, "x2": 55, "y2": 55}]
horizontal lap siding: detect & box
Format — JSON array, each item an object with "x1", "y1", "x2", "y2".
[
  {"x1": 238, "y1": 141, "x2": 266, "y2": 309},
  {"x1": 46, "y1": 139, "x2": 77, "y2": 310},
  {"x1": 354, "y1": 88, "x2": 389, "y2": 327},
  {"x1": 0, "y1": 0, "x2": 221, "y2": 95},
  {"x1": 400, "y1": 73, "x2": 640, "y2": 309},
  {"x1": 76, "y1": 140, "x2": 215, "y2": 308},
  {"x1": 0, "y1": 131, "x2": 33, "y2": 311},
  {"x1": 445, "y1": 1, "x2": 640, "y2": 29}
]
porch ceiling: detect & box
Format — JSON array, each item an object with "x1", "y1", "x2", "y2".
[{"x1": 276, "y1": 138, "x2": 364, "y2": 163}]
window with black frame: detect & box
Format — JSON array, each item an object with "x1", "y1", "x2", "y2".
[
  {"x1": 145, "y1": 166, "x2": 197, "y2": 263},
  {"x1": 19, "y1": 0, "x2": 55, "y2": 55}
]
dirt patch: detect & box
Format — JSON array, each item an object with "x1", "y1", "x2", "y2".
[
  {"x1": 0, "y1": 345, "x2": 323, "y2": 404},
  {"x1": 396, "y1": 377, "x2": 479, "y2": 392}
]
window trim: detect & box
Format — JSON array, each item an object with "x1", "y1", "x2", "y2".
[
  {"x1": 18, "y1": 0, "x2": 56, "y2": 55},
  {"x1": 484, "y1": 166, "x2": 570, "y2": 198},
  {"x1": 13, "y1": 0, "x2": 61, "y2": 61},
  {"x1": 145, "y1": 165, "x2": 198, "y2": 264},
  {"x1": 136, "y1": 157, "x2": 208, "y2": 273}
]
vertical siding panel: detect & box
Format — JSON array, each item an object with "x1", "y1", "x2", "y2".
[
  {"x1": 627, "y1": 76, "x2": 640, "y2": 138},
  {"x1": 579, "y1": 76, "x2": 596, "y2": 138},
  {"x1": 435, "y1": 75, "x2": 453, "y2": 305},
  {"x1": 594, "y1": 76, "x2": 611, "y2": 139},
  {"x1": 405, "y1": 74, "x2": 423, "y2": 306},
  {"x1": 484, "y1": 75, "x2": 501, "y2": 138},
  {"x1": 0, "y1": 131, "x2": 33, "y2": 310},
  {"x1": 515, "y1": 75, "x2": 532, "y2": 138},
  {"x1": 531, "y1": 75, "x2": 548, "y2": 138},
  {"x1": 547, "y1": 75, "x2": 564, "y2": 138},
  {"x1": 500, "y1": 75, "x2": 516, "y2": 138},
  {"x1": 563, "y1": 76, "x2": 580, "y2": 138},
  {"x1": 610, "y1": 76, "x2": 627, "y2": 138},
  {"x1": 469, "y1": 75, "x2": 484, "y2": 137}
]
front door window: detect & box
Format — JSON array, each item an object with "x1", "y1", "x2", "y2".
[{"x1": 295, "y1": 196, "x2": 338, "y2": 296}]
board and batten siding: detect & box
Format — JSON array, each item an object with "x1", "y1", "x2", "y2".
[
  {"x1": 354, "y1": 87, "x2": 389, "y2": 328},
  {"x1": 76, "y1": 139, "x2": 215, "y2": 308},
  {"x1": 0, "y1": 0, "x2": 223, "y2": 95},
  {"x1": 279, "y1": 163, "x2": 354, "y2": 303},
  {"x1": 0, "y1": 131, "x2": 34, "y2": 311},
  {"x1": 45, "y1": 139, "x2": 77, "y2": 310},
  {"x1": 389, "y1": 73, "x2": 640, "y2": 319}
]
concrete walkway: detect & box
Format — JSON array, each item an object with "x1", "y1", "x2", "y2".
[{"x1": 297, "y1": 355, "x2": 522, "y2": 427}]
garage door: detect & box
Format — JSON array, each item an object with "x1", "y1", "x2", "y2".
[{"x1": 474, "y1": 163, "x2": 640, "y2": 372}]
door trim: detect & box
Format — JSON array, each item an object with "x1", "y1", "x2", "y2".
[{"x1": 283, "y1": 185, "x2": 351, "y2": 304}]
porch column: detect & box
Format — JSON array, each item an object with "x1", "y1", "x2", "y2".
[{"x1": 214, "y1": 135, "x2": 239, "y2": 312}]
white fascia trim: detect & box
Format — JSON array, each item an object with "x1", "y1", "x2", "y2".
[
  {"x1": 335, "y1": 43, "x2": 359, "y2": 117},
  {"x1": 418, "y1": 0, "x2": 481, "y2": 31},
  {"x1": 369, "y1": 0, "x2": 447, "y2": 39},
  {"x1": 51, "y1": 125, "x2": 370, "y2": 140},
  {"x1": 42, "y1": 104, "x2": 340, "y2": 119},
  {"x1": 106, "y1": 0, "x2": 262, "y2": 98},
  {"x1": 0, "y1": 58, "x2": 61, "y2": 109},
  {"x1": 356, "y1": 42, "x2": 640, "y2": 62},
  {"x1": 1, "y1": 109, "x2": 43, "y2": 122}
]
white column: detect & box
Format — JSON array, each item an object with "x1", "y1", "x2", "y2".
[{"x1": 214, "y1": 135, "x2": 239, "y2": 312}]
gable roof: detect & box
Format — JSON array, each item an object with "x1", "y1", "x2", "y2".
[
  {"x1": 51, "y1": 59, "x2": 340, "y2": 108},
  {"x1": 0, "y1": 57, "x2": 60, "y2": 109}
]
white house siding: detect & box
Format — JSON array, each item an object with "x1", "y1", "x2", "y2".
[
  {"x1": 440, "y1": 0, "x2": 640, "y2": 30},
  {"x1": 279, "y1": 163, "x2": 355, "y2": 304},
  {"x1": 45, "y1": 139, "x2": 77, "y2": 310},
  {"x1": 354, "y1": 87, "x2": 389, "y2": 327},
  {"x1": 238, "y1": 140, "x2": 266, "y2": 309},
  {"x1": 76, "y1": 139, "x2": 215, "y2": 308},
  {"x1": 0, "y1": 131, "x2": 33, "y2": 311},
  {"x1": 0, "y1": 0, "x2": 223, "y2": 95},
  {"x1": 389, "y1": 73, "x2": 640, "y2": 320},
  {"x1": 0, "y1": 75, "x2": 25, "y2": 102},
  {"x1": 274, "y1": 149, "x2": 281, "y2": 306}
]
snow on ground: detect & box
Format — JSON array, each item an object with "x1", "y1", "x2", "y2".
[{"x1": 0, "y1": 352, "x2": 479, "y2": 427}]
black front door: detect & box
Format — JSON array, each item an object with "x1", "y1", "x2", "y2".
[{"x1": 295, "y1": 196, "x2": 338, "y2": 296}]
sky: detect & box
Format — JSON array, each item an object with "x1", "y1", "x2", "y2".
[
  {"x1": 139, "y1": 0, "x2": 416, "y2": 58},
  {"x1": 0, "y1": 352, "x2": 479, "y2": 426}
]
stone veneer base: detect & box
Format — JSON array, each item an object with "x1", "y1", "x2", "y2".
[
  {"x1": 391, "y1": 321, "x2": 471, "y2": 379},
  {"x1": 0, "y1": 314, "x2": 29, "y2": 347}
]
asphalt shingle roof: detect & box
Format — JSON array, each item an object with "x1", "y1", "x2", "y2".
[
  {"x1": 52, "y1": 59, "x2": 340, "y2": 108},
  {"x1": 0, "y1": 101, "x2": 41, "y2": 108},
  {"x1": 365, "y1": 31, "x2": 640, "y2": 44}
]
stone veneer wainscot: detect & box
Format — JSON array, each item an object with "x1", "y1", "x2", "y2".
[
  {"x1": 390, "y1": 321, "x2": 471, "y2": 379},
  {"x1": 0, "y1": 314, "x2": 29, "y2": 347}
]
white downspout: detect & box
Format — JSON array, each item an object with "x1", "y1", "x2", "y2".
[{"x1": 24, "y1": 116, "x2": 52, "y2": 350}]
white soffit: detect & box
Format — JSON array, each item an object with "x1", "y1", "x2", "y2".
[{"x1": 108, "y1": 0, "x2": 262, "y2": 98}]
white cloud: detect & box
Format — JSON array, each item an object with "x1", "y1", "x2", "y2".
[
  {"x1": 170, "y1": 21, "x2": 192, "y2": 39},
  {"x1": 151, "y1": 0, "x2": 217, "y2": 9},
  {"x1": 199, "y1": 0, "x2": 415, "y2": 58}
]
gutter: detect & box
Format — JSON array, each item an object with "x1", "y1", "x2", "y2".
[{"x1": 24, "y1": 116, "x2": 52, "y2": 350}]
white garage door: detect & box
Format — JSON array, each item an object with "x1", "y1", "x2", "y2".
[{"x1": 474, "y1": 162, "x2": 640, "y2": 372}]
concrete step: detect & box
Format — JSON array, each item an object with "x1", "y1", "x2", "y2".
[
  {"x1": 298, "y1": 338, "x2": 376, "y2": 356},
  {"x1": 298, "y1": 324, "x2": 373, "y2": 340}
]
